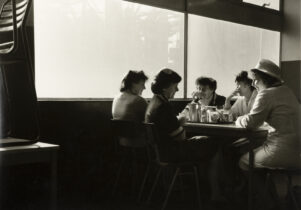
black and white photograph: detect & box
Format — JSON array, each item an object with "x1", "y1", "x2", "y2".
[{"x1": 0, "y1": 0, "x2": 300, "y2": 209}]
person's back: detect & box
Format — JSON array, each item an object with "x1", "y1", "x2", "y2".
[
  {"x1": 112, "y1": 70, "x2": 149, "y2": 147},
  {"x1": 236, "y1": 59, "x2": 300, "y2": 210},
  {"x1": 112, "y1": 70, "x2": 148, "y2": 122},
  {"x1": 145, "y1": 94, "x2": 184, "y2": 144},
  {"x1": 237, "y1": 59, "x2": 301, "y2": 170},
  {"x1": 112, "y1": 92, "x2": 147, "y2": 122},
  {"x1": 257, "y1": 86, "x2": 299, "y2": 147}
]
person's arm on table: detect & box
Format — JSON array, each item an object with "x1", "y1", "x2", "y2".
[{"x1": 235, "y1": 91, "x2": 270, "y2": 129}]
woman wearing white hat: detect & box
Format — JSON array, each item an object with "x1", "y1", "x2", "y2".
[{"x1": 236, "y1": 59, "x2": 300, "y2": 170}]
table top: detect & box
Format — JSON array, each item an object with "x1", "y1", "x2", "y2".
[
  {"x1": 0, "y1": 142, "x2": 59, "y2": 167},
  {"x1": 0, "y1": 142, "x2": 59, "y2": 153},
  {"x1": 184, "y1": 122, "x2": 268, "y2": 138},
  {"x1": 185, "y1": 122, "x2": 239, "y2": 128}
]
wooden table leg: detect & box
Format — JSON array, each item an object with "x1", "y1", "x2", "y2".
[{"x1": 50, "y1": 152, "x2": 58, "y2": 210}]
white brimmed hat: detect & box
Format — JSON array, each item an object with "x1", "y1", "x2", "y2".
[{"x1": 251, "y1": 59, "x2": 284, "y2": 83}]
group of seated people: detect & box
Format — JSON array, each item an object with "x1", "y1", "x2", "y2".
[{"x1": 112, "y1": 59, "x2": 300, "y2": 207}]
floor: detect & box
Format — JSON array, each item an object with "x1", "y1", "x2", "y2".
[{"x1": 0, "y1": 163, "x2": 299, "y2": 210}]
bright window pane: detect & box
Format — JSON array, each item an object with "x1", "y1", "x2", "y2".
[
  {"x1": 243, "y1": 0, "x2": 280, "y2": 10},
  {"x1": 187, "y1": 15, "x2": 280, "y2": 98},
  {"x1": 34, "y1": 0, "x2": 184, "y2": 98}
]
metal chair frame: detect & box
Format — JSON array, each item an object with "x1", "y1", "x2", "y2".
[
  {"x1": 110, "y1": 119, "x2": 151, "y2": 201},
  {"x1": 0, "y1": 0, "x2": 33, "y2": 75},
  {"x1": 144, "y1": 122, "x2": 202, "y2": 210},
  {"x1": 0, "y1": 0, "x2": 39, "y2": 143},
  {"x1": 0, "y1": 0, "x2": 31, "y2": 55},
  {"x1": 261, "y1": 168, "x2": 301, "y2": 210}
]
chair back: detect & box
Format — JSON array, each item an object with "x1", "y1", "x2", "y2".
[
  {"x1": 143, "y1": 122, "x2": 164, "y2": 163},
  {"x1": 111, "y1": 119, "x2": 148, "y2": 148},
  {"x1": 0, "y1": 61, "x2": 40, "y2": 143},
  {"x1": 0, "y1": 0, "x2": 30, "y2": 54}
]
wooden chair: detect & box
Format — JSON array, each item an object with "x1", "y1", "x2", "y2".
[
  {"x1": 110, "y1": 119, "x2": 151, "y2": 201},
  {"x1": 259, "y1": 168, "x2": 301, "y2": 210},
  {"x1": 143, "y1": 122, "x2": 202, "y2": 210}
]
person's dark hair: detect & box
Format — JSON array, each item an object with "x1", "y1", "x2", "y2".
[
  {"x1": 195, "y1": 77, "x2": 217, "y2": 91},
  {"x1": 235, "y1": 71, "x2": 255, "y2": 91},
  {"x1": 120, "y1": 70, "x2": 148, "y2": 92},
  {"x1": 151, "y1": 68, "x2": 181, "y2": 94},
  {"x1": 251, "y1": 69, "x2": 281, "y2": 88}
]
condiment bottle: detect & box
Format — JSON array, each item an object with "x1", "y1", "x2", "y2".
[{"x1": 188, "y1": 102, "x2": 198, "y2": 122}]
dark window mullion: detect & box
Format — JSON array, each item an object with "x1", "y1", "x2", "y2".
[{"x1": 183, "y1": 2, "x2": 188, "y2": 99}]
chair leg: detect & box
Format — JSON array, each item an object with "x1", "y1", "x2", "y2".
[
  {"x1": 178, "y1": 172, "x2": 185, "y2": 201},
  {"x1": 112, "y1": 158, "x2": 125, "y2": 196},
  {"x1": 161, "y1": 167, "x2": 180, "y2": 210},
  {"x1": 287, "y1": 174, "x2": 300, "y2": 210},
  {"x1": 162, "y1": 167, "x2": 169, "y2": 191},
  {"x1": 263, "y1": 172, "x2": 271, "y2": 209},
  {"x1": 264, "y1": 172, "x2": 283, "y2": 210},
  {"x1": 193, "y1": 166, "x2": 202, "y2": 210},
  {"x1": 131, "y1": 151, "x2": 138, "y2": 195},
  {"x1": 269, "y1": 175, "x2": 282, "y2": 210},
  {"x1": 138, "y1": 162, "x2": 151, "y2": 201},
  {"x1": 147, "y1": 166, "x2": 162, "y2": 204}
]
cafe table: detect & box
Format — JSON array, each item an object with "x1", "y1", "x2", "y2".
[
  {"x1": 0, "y1": 142, "x2": 59, "y2": 210},
  {"x1": 183, "y1": 122, "x2": 268, "y2": 210}
]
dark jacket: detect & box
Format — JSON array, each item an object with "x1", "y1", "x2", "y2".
[
  {"x1": 192, "y1": 92, "x2": 225, "y2": 108},
  {"x1": 209, "y1": 93, "x2": 226, "y2": 108}
]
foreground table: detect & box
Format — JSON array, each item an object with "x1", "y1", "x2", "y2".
[
  {"x1": 184, "y1": 122, "x2": 268, "y2": 210},
  {"x1": 0, "y1": 142, "x2": 59, "y2": 210}
]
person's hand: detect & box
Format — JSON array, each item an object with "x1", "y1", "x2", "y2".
[
  {"x1": 177, "y1": 114, "x2": 187, "y2": 125},
  {"x1": 235, "y1": 116, "x2": 246, "y2": 127},
  {"x1": 224, "y1": 88, "x2": 240, "y2": 110},
  {"x1": 227, "y1": 88, "x2": 240, "y2": 100},
  {"x1": 191, "y1": 91, "x2": 204, "y2": 101}
]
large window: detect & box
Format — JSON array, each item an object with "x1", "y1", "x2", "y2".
[
  {"x1": 35, "y1": 0, "x2": 184, "y2": 98},
  {"x1": 35, "y1": 0, "x2": 280, "y2": 99},
  {"x1": 187, "y1": 15, "x2": 280, "y2": 97}
]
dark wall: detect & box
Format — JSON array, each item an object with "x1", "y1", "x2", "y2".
[
  {"x1": 38, "y1": 100, "x2": 114, "y2": 198},
  {"x1": 281, "y1": 60, "x2": 301, "y2": 102},
  {"x1": 281, "y1": 0, "x2": 300, "y2": 62},
  {"x1": 37, "y1": 100, "x2": 189, "y2": 199},
  {"x1": 280, "y1": 0, "x2": 300, "y2": 103}
]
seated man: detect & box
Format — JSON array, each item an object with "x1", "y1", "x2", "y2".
[{"x1": 178, "y1": 77, "x2": 225, "y2": 121}]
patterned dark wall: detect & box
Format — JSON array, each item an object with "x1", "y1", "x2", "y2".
[
  {"x1": 37, "y1": 100, "x2": 189, "y2": 202},
  {"x1": 281, "y1": 60, "x2": 301, "y2": 103}
]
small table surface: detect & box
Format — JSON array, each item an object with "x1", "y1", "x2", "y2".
[
  {"x1": 0, "y1": 142, "x2": 59, "y2": 166},
  {"x1": 184, "y1": 122, "x2": 268, "y2": 138},
  {"x1": 0, "y1": 142, "x2": 59, "y2": 210},
  {"x1": 0, "y1": 142, "x2": 59, "y2": 153}
]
